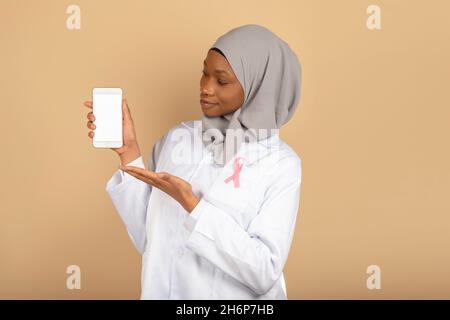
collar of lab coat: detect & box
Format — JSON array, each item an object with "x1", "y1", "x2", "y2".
[
  {"x1": 176, "y1": 120, "x2": 282, "y2": 211},
  {"x1": 236, "y1": 132, "x2": 281, "y2": 167},
  {"x1": 187, "y1": 120, "x2": 281, "y2": 168}
]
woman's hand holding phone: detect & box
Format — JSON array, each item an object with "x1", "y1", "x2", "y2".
[
  {"x1": 85, "y1": 97, "x2": 201, "y2": 213},
  {"x1": 84, "y1": 98, "x2": 142, "y2": 165}
]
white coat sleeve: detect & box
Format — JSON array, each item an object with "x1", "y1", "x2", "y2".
[
  {"x1": 183, "y1": 156, "x2": 302, "y2": 295},
  {"x1": 105, "y1": 136, "x2": 166, "y2": 254}
]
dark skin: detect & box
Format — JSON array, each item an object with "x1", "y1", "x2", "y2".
[
  {"x1": 200, "y1": 49, "x2": 245, "y2": 117},
  {"x1": 85, "y1": 49, "x2": 244, "y2": 214}
]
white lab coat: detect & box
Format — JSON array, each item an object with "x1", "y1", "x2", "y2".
[{"x1": 106, "y1": 120, "x2": 302, "y2": 299}]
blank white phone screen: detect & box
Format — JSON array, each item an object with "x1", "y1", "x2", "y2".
[{"x1": 93, "y1": 90, "x2": 122, "y2": 142}]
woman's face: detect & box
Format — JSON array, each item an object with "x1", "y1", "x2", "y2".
[{"x1": 200, "y1": 49, "x2": 244, "y2": 117}]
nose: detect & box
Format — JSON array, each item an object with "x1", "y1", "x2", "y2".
[
  {"x1": 200, "y1": 86, "x2": 213, "y2": 96},
  {"x1": 200, "y1": 76, "x2": 215, "y2": 96}
]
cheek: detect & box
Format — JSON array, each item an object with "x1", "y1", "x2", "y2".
[
  {"x1": 228, "y1": 87, "x2": 244, "y2": 107},
  {"x1": 219, "y1": 87, "x2": 238, "y2": 102},
  {"x1": 213, "y1": 89, "x2": 228, "y2": 105}
]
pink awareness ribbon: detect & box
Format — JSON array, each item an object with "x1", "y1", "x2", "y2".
[{"x1": 224, "y1": 157, "x2": 246, "y2": 188}]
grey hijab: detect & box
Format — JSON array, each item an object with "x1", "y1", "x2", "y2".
[{"x1": 201, "y1": 24, "x2": 302, "y2": 166}]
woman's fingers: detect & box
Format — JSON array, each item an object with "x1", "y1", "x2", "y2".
[
  {"x1": 84, "y1": 102, "x2": 95, "y2": 124},
  {"x1": 87, "y1": 120, "x2": 96, "y2": 130},
  {"x1": 122, "y1": 166, "x2": 158, "y2": 180},
  {"x1": 85, "y1": 101, "x2": 95, "y2": 139},
  {"x1": 84, "y1": 101, "x2": 93, "y2": 108},
  {"x1": 124, "y1": 169, "x2": 156, "y2": 185},
  {"x1": 121, "y1": 167, "x2": 168, "y2": 188},
  {"x1": 86, "y1": 111, "x2": 95, "y2": 121}
]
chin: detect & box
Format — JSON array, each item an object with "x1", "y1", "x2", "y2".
[
  {"x1": 203, "y1": 111, "x2": 217, "y2": 117},
  {"x1": 202, "y1": 108, "x2": 221, "y2": 117}
]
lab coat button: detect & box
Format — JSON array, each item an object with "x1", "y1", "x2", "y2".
[{"x1": 177, "y1": 247, "x2": 185, "y2": 256}]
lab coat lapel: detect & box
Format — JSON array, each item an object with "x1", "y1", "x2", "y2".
[{"x1": 203, "y1": 133, "x2": 279, "y2": 214}]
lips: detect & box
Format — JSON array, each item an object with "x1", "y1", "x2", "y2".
[
  {"x1": 200, "y1": 99, "x2": 219, "y2": 109},
  {"x1": 200, "y1": 99, "x2": 218, "y2": 105}
]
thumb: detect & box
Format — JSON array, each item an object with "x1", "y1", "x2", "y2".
[{"x1": 122, "y1": 98, "x2": 132, "y2": 122}]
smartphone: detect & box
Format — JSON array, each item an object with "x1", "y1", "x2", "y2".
[{"x1": 92, "y1": 88, "x2": 123, "y2": 148}]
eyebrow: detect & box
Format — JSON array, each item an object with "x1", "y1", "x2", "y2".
[{"x1": 203, "y1": 60, "x2": 230, "y2": 75}]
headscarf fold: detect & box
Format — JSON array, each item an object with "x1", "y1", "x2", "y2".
[{"x1": 201, "y1": 24, "x2": 302, "y2": 166}]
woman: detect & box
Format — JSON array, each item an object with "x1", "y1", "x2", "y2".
[{"x1": 84, "y1": 24, "x2": 302, "y2": 299}]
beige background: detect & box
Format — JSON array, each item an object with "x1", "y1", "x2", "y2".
[{"x1": 1, "y1": 0, "x2": 449, "y2": 299}]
